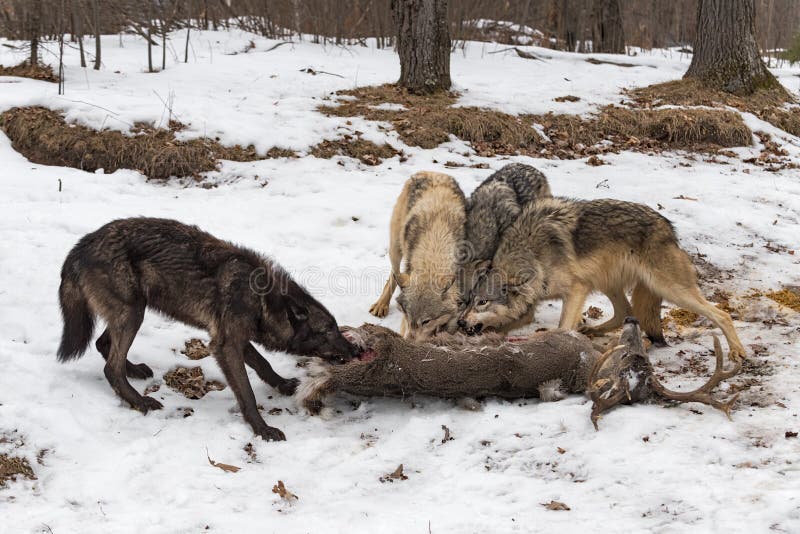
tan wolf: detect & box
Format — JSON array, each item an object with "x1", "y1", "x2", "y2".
[
  {"x1": 459, "y1": 197, "x2": 746, "y2": 361},
  {"x1": 369, "y1": 171, "x2": 466, "y2": 340}
]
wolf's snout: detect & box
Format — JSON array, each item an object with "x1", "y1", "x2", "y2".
[
  {"x1": 457, "y1": 319, "x2": 467, "y2": 329},
  {"x1": 465, "y1": 323, "x2": 483, "y2": 336}
]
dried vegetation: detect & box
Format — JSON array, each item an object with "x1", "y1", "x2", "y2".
[{"x1": 318, "y1": 84, "x2": 753, "y2": 159}]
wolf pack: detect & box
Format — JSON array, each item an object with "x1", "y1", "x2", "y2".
[{"x1": 57, "y1": 164, "x2": 745, "y2": 441}]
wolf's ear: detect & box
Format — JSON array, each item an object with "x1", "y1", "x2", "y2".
[
  {"x1": 505, "y1": 273, "x2": 532, "y2": 296},
  {"x1": 393, "y1": 272, "x2": 410, "y2": 289},
  {"x1": 287, "y1": 299, "x2": 309, "y2": 321}
]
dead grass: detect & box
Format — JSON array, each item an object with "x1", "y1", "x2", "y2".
[
  {"x1": 319, "y1": 84, "x2": 752, "y2": 158},
  {"x1": 627, "y1": 79, "x2": 800, "y2": 137},
  {"x1": 0, "y1": 61, "x2": 58, "y2": 82},
  {"x1": 0, "y1": 454, "x2": 35, "y2": 487},
  {"x1": 310, "y1": 136, "x2": 399, "y2": 165},
  {"x1": 0, "y1": 107, "x2": 285, "y2": 180},
  {"x1": 766, "y1": 288, "x2": 800, "y2": 312},
  {"x1": 318, "y1": 84, "x2": 540, "y2": 154}
]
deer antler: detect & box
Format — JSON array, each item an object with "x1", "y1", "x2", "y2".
[
  {"x1": 587, "y1": 344, "x2": 628, "y2": 430},
  {"x1": 647, "y1": 336, "x2": 742, "y2": 419}
]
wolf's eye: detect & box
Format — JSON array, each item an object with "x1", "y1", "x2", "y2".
[
  {"x1": 421, "y1": 319, "x2": 431, "y2": 326},
  {"x1": 477, "y1": 299, "x2": 488, "y2": 306}
]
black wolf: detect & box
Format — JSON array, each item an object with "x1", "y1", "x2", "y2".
[{"x1": 57, "y1": 217, "x2": 356, "y2": 441}]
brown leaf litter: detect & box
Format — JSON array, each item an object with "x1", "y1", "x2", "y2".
[
  {"x1": 272, "y1": 480, "x2": 299, "y2": 501},
  {"x1": 541, "y1": 500, "x2": 570, "y2": 511},
  {"x1": 379, "y1": 464, "x2": 409, "y2": 483},
  {"x1": 207, "y1": 449, "x2": 241, "y2": 473},
  {"x1": 0, "y1": 454, "x2": 36, "y2": 486},
  {"x1": 164, "y1": 367, "x2": 226, "y2": 399},
  {"x1": 181, "y1": 338, "x2": 211, "y2": 360}
]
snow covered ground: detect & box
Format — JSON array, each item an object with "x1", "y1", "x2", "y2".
[{"x1": 1, "y1": 31, "x2": 799, "y2": 533}]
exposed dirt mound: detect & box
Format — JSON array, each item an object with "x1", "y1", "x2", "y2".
[
  {"x1": 0, "y1": 107, "x2": 275, "y2": 180},
  {"x1": 0, "y1": 61, "x2": 58, "y2": 82},
  {"x1": 0, "y1": 454, "x2": 35, "y2": 487},
  {"x1": 164, "y1": 367, "x2": 226, "y2": 399},
  {"x1": 318, "y1": 84, "x2": 752, "y2": 158},
  {"x1": 626, "y1": 79, "x2": 800, "y2": 137}
]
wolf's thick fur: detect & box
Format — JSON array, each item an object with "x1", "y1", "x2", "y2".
[
  {"x1": 461, "y1": 163, "x2": 552, "y2": 304},
  {"x1": 58, "y1": 218, "x2": 356, "y2": 441},
  {"x1": 465, "y1": 163, "x2": 552, "y2": 264},
  {"x1": 368, "y1": 171, "x2": 467, "y2": 340},
  {"x1": 460, "y1": 197, "x2": 746, "y2": 361}
]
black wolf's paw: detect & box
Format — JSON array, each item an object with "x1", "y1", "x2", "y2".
[
  {"x1": 126, "y1": 362, "x2": 154, "y2": 380},
  {"x1": 277, "y1": 378, "x2": 300, "y2": 396},
  {"x1": 256, "y1": 425, "x2": 286, "y2": 442},
  {"x1": 133, "y1": 396, "x2": 164, "y2": 414}
]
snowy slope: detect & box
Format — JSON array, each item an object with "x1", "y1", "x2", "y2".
[{"x1": 1, "y1": 31, "x2": 799, "y2": 533}]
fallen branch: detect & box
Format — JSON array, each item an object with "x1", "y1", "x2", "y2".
[
  {"x1": 488, "y1": 46, "x2": 546, "y2": 61},
  {"x1": 265, "y1": 41, "x2": 293, "y2": 52}
]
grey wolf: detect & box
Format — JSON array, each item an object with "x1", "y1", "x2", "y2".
[{"x1": 459, "y1": 197, "x2": 746, "y2": 361}]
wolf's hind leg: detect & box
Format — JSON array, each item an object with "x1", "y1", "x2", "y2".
[
  {"x1": 648, "y1": 249, "x2": 745, "y2": 361},
  {"x1": 579, "y1": 289, "x2": 631, "y2": 336},
  {"x1": 631, "y1": 282, "x2": 666, "y2": 346},
  {"x1": 96, "y1": 328, "x2": 154, "y2": 379},
  {"x1": 244, "y1": 342, "x2": 298, "y2": 395},
  {"x1": 103, "y1": 305, "x2": 163, "y2": 414}
]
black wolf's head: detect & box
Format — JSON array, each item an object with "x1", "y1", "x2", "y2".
[{"x1": 285, "y1": 292, "x2": 357, "y2": 363}]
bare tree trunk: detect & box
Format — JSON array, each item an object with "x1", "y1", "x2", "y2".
[
  {"x1": 92, "y1": 0, "x2": 100, "y2": 70},
  {"x1": 184, "y1": 27, "x2": 190, "y2": 63},
  {"x1": 71, "y1": 3, "x2": 87, "y2": 68},
  {"x1": 29, "y1": 0, "x2": 43, "y2": 65},
  {"x1": 684, "y1": 0, "x2": 782, "y2": 94},
  {"x1": 147, "y1": 5, "x2": 154, "y2": 73},
  {"x1": 592, "y1": 0, "x2": 625, "y2": 53},
  {"x1": 391, "y1": 0, "x2": 451, "y2": 93}
]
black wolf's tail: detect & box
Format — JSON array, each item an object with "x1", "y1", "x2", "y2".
[{"x1": 57, "y1": 275, "x2": 95, "y2": 362}]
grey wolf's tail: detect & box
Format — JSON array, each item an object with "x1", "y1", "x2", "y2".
[{"x1": 57, "y1": 276, "x2": 95, "y2": 362}]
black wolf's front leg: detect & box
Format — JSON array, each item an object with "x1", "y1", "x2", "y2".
[
  {"x1": 214, "y1": 334, "x2": 286, "y2": 441},
  {"x1": 244, "y1": 342, "x2": 299, "y2": 395}
]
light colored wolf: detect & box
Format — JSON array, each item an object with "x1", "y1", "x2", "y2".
[
  {"x1": 369, "y1": 171, "x2": 467, "y2": 340},
  {"x1": 459, "y1": 197, "x2": 746, "y2": 361}
]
